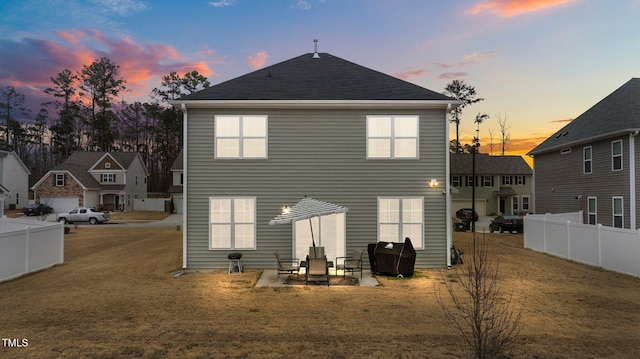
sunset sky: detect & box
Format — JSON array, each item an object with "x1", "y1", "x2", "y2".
[{"x1": 2, "y1": 0, "x2": 640, "y2": 159}]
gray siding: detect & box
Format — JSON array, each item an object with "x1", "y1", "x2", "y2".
[
  {"x1": 185, "y1": 107, "x2": 448, "y2": 269},
  {"x1": 534, "y1": 135, "x2": 633, "y2": 227}
]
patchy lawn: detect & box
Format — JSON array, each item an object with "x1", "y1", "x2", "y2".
[{"x1": 1, "y1": 228, "x2": 639, "y2": 358}]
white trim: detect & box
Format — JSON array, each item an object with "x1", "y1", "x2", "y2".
[
  {"x1": 612, "y1": 139, "x2": 623, "y2": 171},
  {"x1": 588, "y1": 196, "x2": 597, "y2": 225},
  {"x1": 445, "y1": 105, "x2": 452, "y2": 267},
  {"x1": 182, "y1": 104, "x2": 188, "y2": 269},
  {"x1": 613, "y1": 196, "x2": 624, "y2": 228},
  {"x1": 366, "y1": 115, "x2": 419, "y2": 159},
  {"x1": 214, "y1": 115, "x2": 268, "y2": 159},
  {"x1": 208, "y1": 196, "x2": 257, "y2": 250},
  {"x1": 175, "y1": 99, "x2": 460, "y2": 110},
  {"x1": 583, "y1": 146, "x2": 592, "y2": 174},
  {"x1": 629, "y1": 133, "x2": 636, "y2": 230}
]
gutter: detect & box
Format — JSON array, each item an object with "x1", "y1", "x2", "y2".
[
  {"x1": 180, "y1": 103, "x2": 188, "y2": 270},
  {"x1": 630, "y1": 130, "x2": 639, "y2": 230},
  {"x1": 171, "y1": 99, "x2": 462, "y2": 110},
  {"x1": 528, "y1": 128, "x2": 640, "y2": 157}
]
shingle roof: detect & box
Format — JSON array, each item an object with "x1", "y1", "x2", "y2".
[
  {"x1": 450, "y1": 153, "x2": 532, "y2": 175},
  {"x1": 52, "y1": 151, "x2": 140, "y2": 188},
  {"x1": 178, "y1": 53, "x2": 453, "y2": 101},
  {"x1": 171, "y1": 149, "x2": 183, "y2": 171},
  {"x1": 529, "y1": 78, "x2": 640, "y2": 155}
]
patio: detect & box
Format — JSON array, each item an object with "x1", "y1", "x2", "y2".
[{"x1": 255, "y1": 269, "x2": 379, "y2": 287}]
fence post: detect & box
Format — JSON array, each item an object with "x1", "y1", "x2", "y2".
[
  {"x1": 597, "y1": 224, "x2": 602, "y2": 267},
  {"x1": 24, "y1": 226, "x2": 31, "y2": 273},
  {"x1": 567, "y1": 220, "x2": 571, "y2": 260}
]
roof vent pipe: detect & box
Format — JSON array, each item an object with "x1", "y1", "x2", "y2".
[{"x1": 312, "y1": 39, "x2": 320, "y2": 58}]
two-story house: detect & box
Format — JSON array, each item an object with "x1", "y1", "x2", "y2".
[
  {"x1": 168, "y1": 148, "x2": 184, "y2": 214},
  {"x1": 31, "y1": 151, "x2": 149, "y2": 212},
  {"x1": 450, "y1": 153, "x2": 533, "y2": 217},
  {"x1": 528, "y1": 78, "x2": 640, "y2": 229},
  {"x1": 173, "y1": 51, "x2": 459, "y2": 270},
  {"x1": 0, "y1": 148, "x2": 31, "y2": 213}
]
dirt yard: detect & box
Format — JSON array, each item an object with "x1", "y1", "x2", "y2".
[{"x1": 1, "y1": 223, "x2": 639, "y2": 358}]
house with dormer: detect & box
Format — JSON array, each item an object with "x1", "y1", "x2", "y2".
[
  {"x1": 172, "y1": 51, "x2": 460, "y2": 270},
  {"x1": 31, "y1": 151, "x2": 149, "y2": 212},
  {"x1": 528, "y1": 78, "x2": 640, "y2": 229}
]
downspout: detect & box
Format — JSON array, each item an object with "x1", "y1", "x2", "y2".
[
  {"x1": 629, "y1": 131, "x2": 638, "y2": 230},
  {"x1": 445, "y1": 103, "x2": 452, "y2": 267},
  {"x1": 181, "y1": 103, "x2": 188, "y2": 269}
]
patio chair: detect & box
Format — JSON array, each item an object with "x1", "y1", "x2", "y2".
[
  {"x1": 305, "y1": 255, "x2": 330, "y2": 286},
  {"x1": 275, "y1": 252, "x2": 300, "y2": 280},
  {"x1": 308, "y1": 246, "x2": 325, "y2": 259},
  {"x1": 336, "y1": 249, "x2": 363, "y2": 278}
]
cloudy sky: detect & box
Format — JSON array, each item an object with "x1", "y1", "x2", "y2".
[{"x1": 2, "y1": 0, "x2": 640, "y2": 158}]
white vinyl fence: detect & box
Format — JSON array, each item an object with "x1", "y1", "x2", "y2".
[
  {"x1": 524, "y1": 212, "x2": 640, "y2": 277},
  {"x1": 134, "y1": 198, "x2": 170, "y2": 212},
  {"x1": 0, "y1": 217, "x2": 64, "y2": 283}
]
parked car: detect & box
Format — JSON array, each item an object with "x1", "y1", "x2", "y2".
[
  {"x1": 455, "y1": 208, "x2": 478, "y2": 222},
  {"x1": 23, "y1": 203, "x2": 53, "y2": 216},
  {"x1": 56, "y1": 207, "x2": 110, "y2": 225},
  {"x1": 489, "y1": 215, "x2": 523, "y2": 233}
]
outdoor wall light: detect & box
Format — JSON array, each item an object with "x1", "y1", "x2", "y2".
[
  {"x1": 282, "y1": 205, "x2": 290, "y2": 214},
  {"x1": 429, "y1": 178, "x2": 439, "y2": 187}
]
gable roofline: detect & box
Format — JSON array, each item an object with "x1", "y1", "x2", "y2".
[
  {"x1": 30, "y1": 170, "x2": 91, "y2": 191},
  {"x1": 528, "y1": 128, "x2": 640, "y2": 156},
  {"x1": 175, "y1": 99, "x2": 460, "y2": 110},
  {"x1": 0, "y1": 150, "x2": 31, "y2": 175},
  {"x1": 89, "y1": 152, "x2": 126, "y2": 172},
  {"x1": 529, "y1": 78, "x2": 640, "y2": 156}
]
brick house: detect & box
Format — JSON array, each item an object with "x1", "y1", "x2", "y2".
[{"x1": 31, "y1": 151, "x2": 149, "y2": 212}]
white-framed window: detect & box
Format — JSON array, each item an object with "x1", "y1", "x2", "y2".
[
  {"x1": 522, "y1": 196, "x2": 530, "y2": 211},
  {"x1": 366, "y1": 115, "x2": 419, "y2": 159},
  {"x1": 502, "y1": 176, "x2": 513, "y2": 185},
  {"x1": 482, "y1": 176, "x2": 494, "y2": 187},
  {"x1": 55, "y1": 173, "x2": 66, "y2": 186},
  {"x1": 583, "y1": 146, "x2": 592, "y2": 174},
  {"x1": 377, "y1": 197, "x2": 423, "y2": 249},
  {"x1": 588, "y1": 197, "x2": 597, "y2": 225},
  {"x1": 612, "y1": 140, "x2": 622, "y2": 171},
  {"x1": 513, "y1": 196, "x2": 519, "y2": 211},
  {"x1": 613, "y1": 196, "x2": 623, "y2": 228},
  {"x1": 215, "y1": 115, "x2": 267, "y2": 159},
  {"x1": 515, "y1": 176, "x2": 526, "y2": 185},
  {"x1": 209, "y1": 197, "x2": 256, "y2": 250},
  {"x1": 451, "y1": 175, "x2": 462, "y2": 187},
  {"x1": 105, "y1": 162, "x2": 111, "y2": 169},
  {"x1": 100, "y1": 174, "x2": 116, "y2": 183},
  {"x1": 135, "y1": 176, "x2": 138, "y2": 185},
  {"x1": 466, "y1": 176, "x2": 476, "y2": 187}
]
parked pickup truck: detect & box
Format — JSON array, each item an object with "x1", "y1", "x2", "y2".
[{"x1": 56, "y1": 207, "x2": 110, "y2": 225}]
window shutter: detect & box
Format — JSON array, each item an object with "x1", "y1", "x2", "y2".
[
  {"x1": 63, "y1": 174, "x2": 67, "y2": 186},
  {"x1": 53, "y1": 174, "x2": 56, "y2": 185}
]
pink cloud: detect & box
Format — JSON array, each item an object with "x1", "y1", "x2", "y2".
[
  {"x1": 0, "y1": 29, "x2": 216, "y2": 102},
  {"x1": 469, "y1": 0, "x2": 577, "y2": 17},
  {"x1": 438, "y1": 72, "x2": 469, "y2": 80},
  {"x1": 394, "y1": 69, "x2": 428, "y2": 81},
  {"x1": 246, "y1": 51, "x2": 269, "y2": 69}
]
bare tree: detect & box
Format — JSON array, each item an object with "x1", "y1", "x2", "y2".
[
  {"x1": 488, "y1": 128, "x2": 495, "y2": 156},
  {"x1": 496, "y1": 113, "x2": 511, "y2": 156},
  {"x1": 436, "y1": 234, "x2": 523, "y2": 359}
]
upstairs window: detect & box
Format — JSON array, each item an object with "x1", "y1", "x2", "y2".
[
  {"x1": 515, "y1": 176, "x2": 526, "y2": 185},
  {"x1": 482, "y1": 176, "x2": 494, "y2": 187},
  {"x1": 367, "y1": 116, "x2": 418, "y2": 159},
  {"x1": 583, "y1": 146, "x2": 592, "y2": 174},
  {"x1": 612, "y1": 140, "x2": 622, "y2": 171},
  {"x1": 502, "y1": 176, "x2": 513, "y2": 185},
  {"x1": 451, "y1": 175, "x2": 462, "y2": 187},
  {"x1": 55, "y1": 173, "x2": 66, "y2": 186},
  {"x1": 215, "y1": 115, "x2": 267, "y2": 159},
  {"x1": 100, "y1": 174, "x2": 116, "y2": 183}
]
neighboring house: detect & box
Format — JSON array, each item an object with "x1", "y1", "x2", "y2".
[
  {"x1": 450, "y1": 153, "x2": 533, "y2": 217},
  {"x1": 168, "y1": 148, "x2": 184, "y2": 214},
  {"x1": 31, "y1": 151, "x2": 149, "y2": 212},
  {"x1": 0, "y1": 148, "x2": 31, "y2": 211},
  {"x1": 173, "y1": 51, "x2": 460, "y2": 270},
  {"x1": 528, "y1": 78, "x2": 640, "y2": 229}
]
